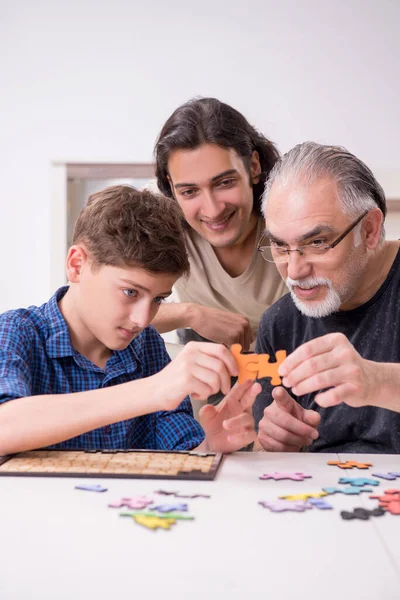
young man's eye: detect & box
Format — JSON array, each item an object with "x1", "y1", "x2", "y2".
[
  {"x1": 123, "y1": 289, "x2": 137, "y2": 298},
  {"x1": 217, "y1": 178, "x2": 235, "y2": 188},
  {"x1": 180, "y1": 188, "x2": 196, "y2": 198}
]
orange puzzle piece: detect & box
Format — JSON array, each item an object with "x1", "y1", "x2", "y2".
[
  {"x1": 230, "y1": 344, "x2": 287, "y2": 385},
  {"x1": 327, "y1": 460, "x2": 373, "y2": 470}
]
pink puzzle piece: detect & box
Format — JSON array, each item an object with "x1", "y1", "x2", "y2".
[
  {"x1": 259, "y1": 472, "x2": 312, "y2": 482},
  {"x1": 108, "y1": 496, "x2": 154, "y2": 510},
  {"x1": 259, "y1": 500, "x2": 312, "y2": 513}
]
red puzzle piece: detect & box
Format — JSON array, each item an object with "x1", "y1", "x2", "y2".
[{"x1": 369, "y1": 489, "x2": 400, "y2": 515}]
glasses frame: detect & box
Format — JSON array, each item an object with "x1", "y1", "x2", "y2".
[{"x1": 257, "y1": 210, "x2": 369, "y2": 262}]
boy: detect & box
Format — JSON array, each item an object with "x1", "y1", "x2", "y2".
[{"x1": 0, "y1": 185, "x2": 259, "y2": 456}]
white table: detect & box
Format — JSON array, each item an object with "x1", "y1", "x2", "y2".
[{"x1": 1, "y1": 452, "x2": 399, "y2": 600}]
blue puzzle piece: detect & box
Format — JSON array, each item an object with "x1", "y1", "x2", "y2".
[
  {"x1": 323, "y1": 486, "x2": 373, "y2": 496},
  {"x1": 75, "y1": 483, "x2": 108, "y2": 493},
  {"x1": 338, "y1": 477, "x2": 379, "y2": 487},
  {"x1": 371, "y1": 472, "x2": 400, "y2": 481},
  {"x1": 308, "y1": 498, "x2": 333, "y2": 510},
  {"x1": 149, "y1": 503, "x2": 188, "y2": 513}
]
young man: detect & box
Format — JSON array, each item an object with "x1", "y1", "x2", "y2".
[
  {"x1": 152, "y1": 97, "x2": 287, "y2": 352},
  {"x1": 254, "y1": 142, "x2": 400, "y2": 454},
  {"x1": 0, "y1": 186, "x2": 259, "y2": 456}
]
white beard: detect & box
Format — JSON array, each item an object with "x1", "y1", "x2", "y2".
[{"x1": 286, "y1": 276, "x2": 342, "y2": 318}]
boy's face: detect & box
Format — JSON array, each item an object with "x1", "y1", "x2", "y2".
[
  {"x1": 75, "y1": 259, "x2": 176, "y2": 351},
  {"x1": 167, "y1": 143, "x2": 261, "y2": 248}
]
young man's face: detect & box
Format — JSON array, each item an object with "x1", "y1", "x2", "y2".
[
  {"x1": 167, "y1": 143, "x2": 261, "y2": 248},
  {"x1": 76, "y1": 261, "x2": 176, "y2": 351},
  {"x1": 264, "y1": 178, "x2": 369, "y2": 317}
]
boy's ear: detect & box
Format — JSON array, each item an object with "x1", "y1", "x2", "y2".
[{"x1": 65, "y1": 245, "x2": 89, "y2": 283}]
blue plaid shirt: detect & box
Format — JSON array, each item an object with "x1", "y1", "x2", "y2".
[{"x1": 0, "y1": 287, "x2": 205, "y2": 450}]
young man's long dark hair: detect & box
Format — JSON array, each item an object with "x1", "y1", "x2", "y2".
[{"x1": 154, "y1": 97, "x2": 279, "y2": 216}]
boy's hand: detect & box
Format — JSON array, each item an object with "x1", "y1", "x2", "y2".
[
  {"x1": 155, "y1": 342, "x2": 238, "y2": 411},
  {"x1": 199, "y1": 379, "x2": 260, "y2": 453},
  {"x1": 257, "y1": 387, "x2": 320, "y2": 452}
]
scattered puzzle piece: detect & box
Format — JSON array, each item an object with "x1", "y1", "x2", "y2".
[
  {"x1": 327, "y1": 460, "x2": 372, "y2": 470},
  {"x1": 323, "y1": 486, "x2": 372, "y2": 496},
  {"x1": 108, "y1": 496, "x2": 154, "y2": 510},
  {"x1": 75, "y1": 483, "x2": 108, "y2": 492},
  {"x1": 155, "y1": 490, "x2": 211, "y2": 499},
  {"x1": 230, "y1": 344, "x2": 286, "y2": 385},
  {"x1": 259, "y1": 472, "x2": 312, "y2": 482},
  {"x1": 371, "y1": 472, "x2": 400, "y2": 481},
  {"x1": 129, "y1": 514, "x2": 177, "y2": 530},
  {"x1": 259, "y1": 500, "x2": 312, "y2": 513},
  {"x1": 308, "y1": 498, "x2": 333, "y2": 510},
  {"x1": 149, "y1": 503, "x2": 188, "y2": 513},
  {"x1": 279, "y1": 491, "x2": 327, "y2": 501},
  {"x1": 341, "y1": 507, "x2": 386, "y2": 521},
  {"x1": 369, "y1": 489, "x2": 400, "y2": 515},
  {"x1": 120, "y1": 511, "x2": 194, "y2": 521},
  {"x1": 338, "y1": 477, "x2": 379, "y2": 487}
]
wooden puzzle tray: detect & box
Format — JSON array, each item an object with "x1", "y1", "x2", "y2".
[{"x1": 0, "y1": 449, "x2": 224, "y2": 480}]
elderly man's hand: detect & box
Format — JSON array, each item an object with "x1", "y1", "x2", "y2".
[
  {"x1": 257, "y1": 387, "x2": 320, "y2": 452},
  {"x1": 279, "y1": 332, "x2": 377, "y2": 408}
]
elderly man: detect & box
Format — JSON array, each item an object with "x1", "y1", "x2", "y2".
[{"x1": 254, "y1": 141, "x2": 400, "y2": 453}]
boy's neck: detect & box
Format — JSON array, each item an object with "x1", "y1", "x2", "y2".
[{"x1": 58, "y1": 287, "x2": 113, "y2": 370}]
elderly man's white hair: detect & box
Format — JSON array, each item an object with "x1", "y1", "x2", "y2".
[{"x1": 261, "y1": 141, "x2": 386, "y2": 241}]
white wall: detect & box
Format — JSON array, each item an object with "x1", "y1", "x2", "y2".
[{"x1": 1, "y1": 0, "x2": 399, "y2": 311}]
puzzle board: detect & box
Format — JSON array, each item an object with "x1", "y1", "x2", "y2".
[{"x1": 0, "y1": 449, "x2": 223, "y2": 480}]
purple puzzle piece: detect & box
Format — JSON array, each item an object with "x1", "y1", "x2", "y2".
[
  {"x1": 149, "y1": 503, "x2": 188, "y2": 513},
  {"x1": 75, "y1": 483, "x2": 108, "y2": 493},
  {"x1": 308, "y1": 498, "x2": 333, "y2": 510},
  {"x1": 108, "y1": 496, "x2": 154, "y2": 509},
  {"x1": 259, "y1": 472, "x2": 312, "y2": 482},
  {"x1": 259, "y1": 500, "x2": 312, "y2": 513},
  {"x1": 372, "y1": 472, "x2": 400, "y2": 481}
]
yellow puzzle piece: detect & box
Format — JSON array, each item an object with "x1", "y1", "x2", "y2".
[
  {"x1": 230, "y1": 344, "x2": 287, "y2": 385},
  {"x1": 133, "y1": 514, "x2": 177, "y2": 530},
  {"x1": 279, "y1": 491, "x2": 328, "y2": 501}
]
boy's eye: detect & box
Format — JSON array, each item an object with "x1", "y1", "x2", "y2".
[
  {"x1": 123, "y1": 289, "x2": 137, "y2": 298},
  {"x1": 153, "y1": 297, "x2": 165, "y2": 305}
]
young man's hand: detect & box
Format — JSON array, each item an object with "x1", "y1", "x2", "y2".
[
  {"x1": 199, "y1": 379, "x2": 260, "y2": 453},
  {"x1": 278, "y1": 332, "x2": 377, "y2": 409},
  {"x1": 190, "y1": 305, "x2": 254, "y2": 351},
  {"x1": 257, "y1": 387, "x2": 320, "y2": 452},
  {"x1": 154, "y1": 342, "x2": 238, "y2": 411}
]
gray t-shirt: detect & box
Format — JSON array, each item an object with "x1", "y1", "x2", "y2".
[{"x1": 254, "y1": 248, "x2": 400, "y2": 454}]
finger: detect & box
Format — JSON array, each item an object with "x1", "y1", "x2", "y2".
[
  {"x1": 190, "y1": 364, "x2": 227, "y2": 398},
  {"x1": 222, "y1": 412, "x2": 255, "y2": 431},
  {"x1": 282, "y1": 352, "x2": 343, "y2": 390},
  {"x1": 314, "y1": 383, "x2": 354, "y2": 408},
  {"x1": 302, "y1": 409, "x2": 321, "y2": 428},
  {"x1": 238, "y1": 381, "x2": 262, "y2": 412},
  {"x1": 220, "y1": 379, "x2": 254, "y2": 417},
  {"x1": 186, "y1": 342, "x2": 239, "y2": 377},
  {"x1": 259, "y1": 418, "x2": 315, "y2": 447},
  {"x1": 257, "y1": 432, "x2": 300, "y2": 452},
  {"x1": 279, "y1": 333, "x2": 346, "y2": 377},
  {"x1": 271, "y1": 386, "x2": 296, "y2": 412},
  {"x1": 197, "y1": 403, "x2": 217, "y2": 426},
  {"x1": 191, "y1": 353, "x2": 232, "y2": 395},
  {"x1": 290, "y1": 364, "x2": 358, "y2": 397}
]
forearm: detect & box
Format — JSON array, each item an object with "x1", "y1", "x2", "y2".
[
  {"x1": 151, "y1": 302, "x2": 197, "y2": 334},
  {"x1": 369, "y1": 361, "x2": 400, "y2": 413},
  {"x1": 0, "y1": 376, "x2": 161, "y2": 455}
]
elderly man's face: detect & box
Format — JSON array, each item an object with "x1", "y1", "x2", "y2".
[{"x1": 264, "y1": 178, "x2": 368, "y2": 317}]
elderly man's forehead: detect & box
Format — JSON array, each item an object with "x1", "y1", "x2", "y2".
[{"x1": 266, "y1": 177, "x2": 342, "y2": 215}]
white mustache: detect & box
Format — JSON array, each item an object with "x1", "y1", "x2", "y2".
[{"x1": 286, "y1": 276, "x2": 333, "y2": 290}]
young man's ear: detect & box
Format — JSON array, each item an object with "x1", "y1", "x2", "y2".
[
  {"x1": 65, "y1": 245, "x2": 89, "y2": 283},
  {"x1": 250, "y1": 151, "x2": 262, "y2": 184}
]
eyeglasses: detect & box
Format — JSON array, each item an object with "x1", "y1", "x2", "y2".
[{"x1": 257, "y1": 210, "x2": 369, "y2": 263}]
